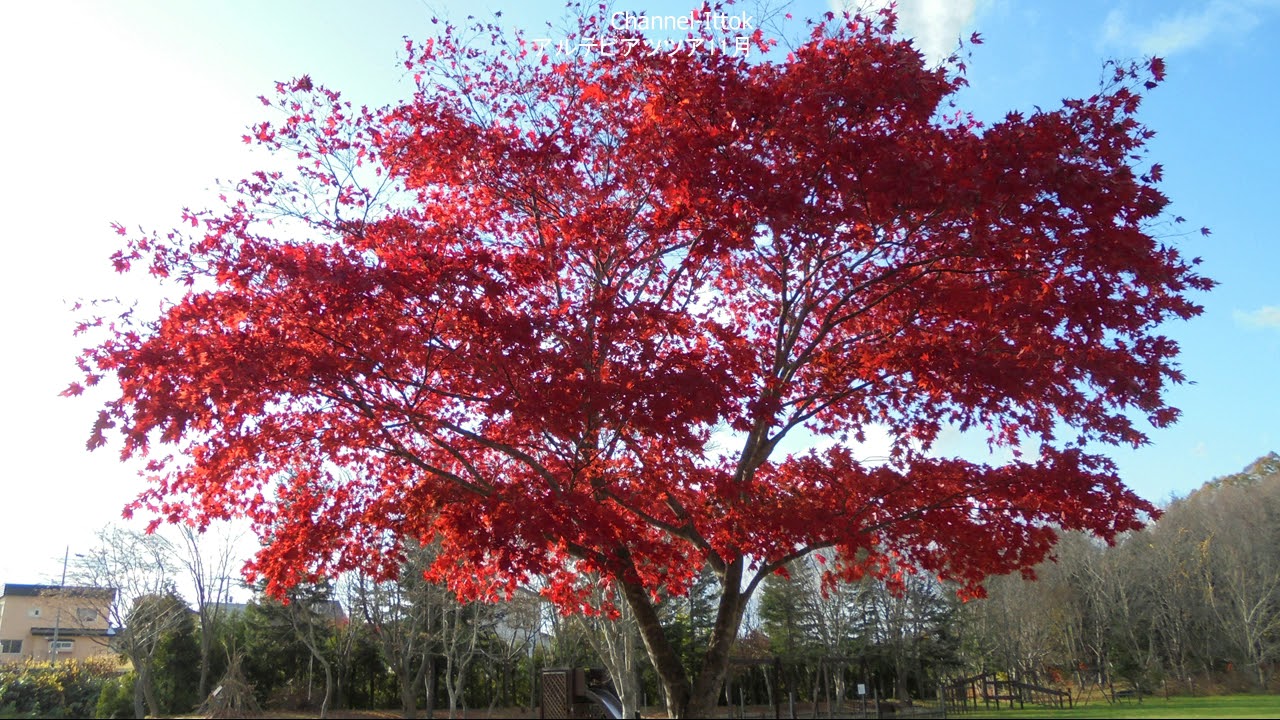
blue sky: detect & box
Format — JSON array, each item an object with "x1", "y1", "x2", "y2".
[{"x1": 0, "y1": 0, "x2": 1275, "y2": 586}]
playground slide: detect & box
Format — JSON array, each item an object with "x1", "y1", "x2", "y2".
[{"x1": 582, "y1": 686, "x2": 625, "y2": 719}]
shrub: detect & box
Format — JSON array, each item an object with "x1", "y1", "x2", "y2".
[
  {"x1": 94, "y1": 673, "x2": 135, "y2": 720},
  {"x1": 0, "y1": 658, "x2": 118, "y2": 719}
]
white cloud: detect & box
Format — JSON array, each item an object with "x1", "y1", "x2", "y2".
[
  {"x1": 1234, "y1": 306, "x2": 1280, "y2": 329},
  {"x1": 1101, "y1": 0, "x2": 1274, "y2": 56},
  {"x1": 831, "y1": 0, "x2": 982, "y2": 65}
]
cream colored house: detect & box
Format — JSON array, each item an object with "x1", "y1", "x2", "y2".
[{"x1": 0, "y1": 583, "x2": 116, "y2": 663}]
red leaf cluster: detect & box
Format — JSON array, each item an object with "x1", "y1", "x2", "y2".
[{"x1": 71, "y1": 8, "x2": 1211, "y2": 609}]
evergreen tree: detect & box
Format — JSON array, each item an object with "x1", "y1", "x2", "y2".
[
  {"x1": 758, "y1": 560, "x2": 818, "y2": 661},
  {"x1": 150, "y1": 595, "x2": 201, "y2": 714}
]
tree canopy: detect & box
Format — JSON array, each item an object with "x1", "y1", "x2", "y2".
[{"x1": 70, "y1": 5, "x2": 1212, "y2": 716}]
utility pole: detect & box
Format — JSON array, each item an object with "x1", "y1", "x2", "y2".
[{"x1": 50, "y1": 546, "x2": 69, "y2": 660}]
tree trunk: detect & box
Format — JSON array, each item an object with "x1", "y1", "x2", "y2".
[
  {"x1": 810, "y1": 669, "x2": 820, "y2": 719},
  {"x1": 424, "y1": 655, "x2": 437, "y2": 720},
  {"x1": 315, "y1": 654, "x2": 335, "y2": 719},
  {"x1": 834, "y1": 665, "x2": 846, "y2": 715},
  {"x1": 621, "y1": 560, "x2": 749, "y2": 718},
  {"x1": 445, "y1": 656, "x2": 472, "y2": 717},
  {"x1": 138, "y1": 660, "x2": 162, "y2": 718},
  {"x1": 132, "y1": 666, "x2": 147, "y2": 720},
  {"x1": 687, "y1": 571, "x2": 748, "y2": 719},
  {"x1": 198, "y1": 628, "x2": 212, "y2": 704},
  {"x1": 300, "y1": 628, "x2": 335, "y2": 718},
  {"x1": 896, "y1": 647, "x2": 909, "y2": 701},
  {"x1": 488, "y1": 669, "x2": 501, "y2": 713},
  {"x1": 400, "y1": 675, "x2": 419, "y2": 719},
  {"x1": 621, "y1": 577, "x2": 691, "y2": 717},
  {"x1": 398, "y1": 649, "x2": 430, "y2": 719}
]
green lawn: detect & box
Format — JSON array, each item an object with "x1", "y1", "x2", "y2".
[{"x1": 960, "y1": 694, "x2": 1280, "y2": 719}]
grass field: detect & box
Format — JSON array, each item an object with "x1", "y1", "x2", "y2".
[{"x1": 961, "y1": 694, "x2": 1280, "y2": 719}]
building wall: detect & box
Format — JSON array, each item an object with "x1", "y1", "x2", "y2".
[{"x1": 0, "y1": 585, "x2": 115, "y2": 664}]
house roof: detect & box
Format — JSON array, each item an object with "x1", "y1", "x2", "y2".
[
  {"x1": 0, "y1": 583, "x2": 116, "y2": 600},
  {"x1": 30, "y1": 626, "x2": 116, "y2": 637}
]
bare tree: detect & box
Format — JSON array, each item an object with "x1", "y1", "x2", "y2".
[
  {"x1": 949, "y1": 455, "x2": 1280, "y2": 698},
  {"x1": 1146, "y1": 498, "x2": 1219, "y2": 688},
  {"x1": 286, "y1": 581, "x2": 348, "y2": 719},
  {"x1": 438, "y1": 590, "x2": 491, "y2": 718},
  {"x1": 1105, "y1": 534, "x2": 1165, "y2": 698},
  {"x1": 71, "y1": 525, "x2": 184, "y2": 718},
  {"x1": 484, "y1": 592, "x2": 542, "y2": 712},
  {"x1": 353, "y1": 543, "x2": 445, "y2": 719},
  {"x1": 172, "y1": 522, "x2": 242, "y2": 700},
  {"x1": 331, "y1": 576, "x2": 366, "y2": 711},
  {"x1": 1197, "y1": 480, "x2": 1280, "y2": 689},
  {"x1": 572, "y1": 581, "x2": 645, "y2": 718},
  {"x1": 800, "y1": 555, "x2": 860, "y2": 708},
  {"x1": 965, "y1": 570, "x2": 1058, "y2": 683}
]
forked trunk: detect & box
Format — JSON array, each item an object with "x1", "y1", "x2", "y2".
[
  {"x1": 621, "y1": 561, "x2": 750, "y2": 718},
  {"x1": 398, "y1": 648, "x2": 430, "y2": 718}
]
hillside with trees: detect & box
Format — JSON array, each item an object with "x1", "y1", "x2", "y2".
[{"x1": 958, "y1": 452, "x2": 1280, "y2": 698}]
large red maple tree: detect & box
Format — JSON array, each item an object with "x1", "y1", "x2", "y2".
[{"x1": 71, "y1": 6, "x2": 1212, "y2": 717}]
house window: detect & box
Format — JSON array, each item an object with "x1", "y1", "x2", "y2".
[
  {"x1": 49, "y1": 640, "x2": 74, "y2": 653},
  {"x1": 76, "y1": 608, "x2": 98, "y2": 623},
  {"x1": 27, "y1": 607, "x2": 41, "y2": 618},
  {"x1": 0, "y1": 639, "x2": 21, "y2": 654}
]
